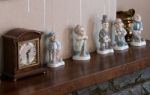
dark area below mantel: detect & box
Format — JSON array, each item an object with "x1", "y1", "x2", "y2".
[{"x1": 1, "y1": 41, "x2": 150, "y2": 95}]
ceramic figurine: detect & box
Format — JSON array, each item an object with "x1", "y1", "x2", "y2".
[
  {"x1": 97, "y1": 15, "x2": 114, "y2": 54},
  {"x1": 47, "y1": 32, "x2": 64, "y2": 67},
  {"x1": 113, "y1": 18, "x2": 128, "y2": 50},
  {"x1": 130, "y1": 14, "x2": 146, "y2": 46},
  {"x1": 72, "y1": 25, "x2": 90, "y2": 60}
]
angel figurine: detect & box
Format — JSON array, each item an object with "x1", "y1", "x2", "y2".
[
  {"x1": 113, "y1": 18, "x2": 128, "y2": 50},
  {"x1": 130, "y1": 14, "x2": 146, "y2": 46},
  {"x1": 97, "y1": 15, "x2": 114, "y2": 54},
  {"x1": 72, "y1": 25, "x2": 90, "y2": 60},
  {"x1": 47, "y1": 32, "x2": 64, "y2": 67}
]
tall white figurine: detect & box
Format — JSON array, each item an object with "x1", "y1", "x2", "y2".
[
  {"x1": 72, "y1": 25, "x2": 90, "y2": 60},
  {"x1": 97, "y1": 15, "x2": 114, "y2": 54},
  {"x1": 47, "y1": 32, "x2": 64, "y2": 67},
  {"x1": 130, "y1": 14, "x2": 146, "y2": 46},
  {"x1": 113, "y1": 18, "x2": 128, "y2": 50}
]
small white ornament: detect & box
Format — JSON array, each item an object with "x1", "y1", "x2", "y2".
[
  {"x1": 72, "y1": 25, "x2": 90, "y2": 60},
  {"x1": 130, "y1": 14, "x2": 146, "y2": 46},
  {"x1": 113, "y1": 18, "x2": 128, "y2": 50},
  {"x1": 97, "y1": 15, "x2": 114, "y2": 54},
  {"x1": 47, "y1": 32, "x2": 65, "y2": 67}
]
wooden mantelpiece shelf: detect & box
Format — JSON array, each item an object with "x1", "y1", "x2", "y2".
[{"x1": 1, "y1": 41, "x2": 150, "y2": 95}]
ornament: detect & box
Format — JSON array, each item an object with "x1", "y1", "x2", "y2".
[
  {"x1": 130, "y1": 14, "x2": 146, "y2": 46},
  {"x1": 97, "y1": 15, "x2": 114, "y2": 54},
  {"x1": 113, "y1": 18, "x2": 128, "y2": 50},
  {"x1": 72, "y1": 25, "x2": 90, "y2": 60}
]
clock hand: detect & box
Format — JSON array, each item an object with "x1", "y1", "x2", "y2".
[{"x1": 26, "y1": 48, "x2": 31, "y2": 63}]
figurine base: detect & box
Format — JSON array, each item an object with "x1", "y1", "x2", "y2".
[
  {"x1": 97, "y1": 49, "x2": 114, "y2": 54},
  {"x1": 114, "y1": 45, "x2": 129, "y2": 50},
  {"x1": 130, "y1": 41, "x2": 146, "y2": 46},
  {"x1": 47, "y1": 61, "x2": 65, "y2": 68},
  {"x1": 73, "y1": 55, "x2": 90, "y2": 60}
]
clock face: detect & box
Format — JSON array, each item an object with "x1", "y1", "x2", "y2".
[{"x1": 18, "y1": 39, "x2": 39, "y2": 69}]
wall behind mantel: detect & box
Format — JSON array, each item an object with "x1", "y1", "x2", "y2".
[{"x1": 0, "y1": 0, "x2": 116, "y2": 73}]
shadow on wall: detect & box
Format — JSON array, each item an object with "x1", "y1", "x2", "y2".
[
  {"x1": 93, "y1": 15, "x2": 103, "y2": 50},
  {"x1": 63, "y1": 25, "x2": 75, "y2": 59},
  {"x1": 87, "y1": 15, "x2": 96, "y2": 52}
]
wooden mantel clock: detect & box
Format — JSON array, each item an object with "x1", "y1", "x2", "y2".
[{"x1": 2, "y1": 28, "x2": 45, "y2": 81}]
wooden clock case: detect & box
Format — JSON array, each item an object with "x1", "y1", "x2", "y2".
[{"x1": 2, "y1": 28, "x2": 45, "y2": 81}]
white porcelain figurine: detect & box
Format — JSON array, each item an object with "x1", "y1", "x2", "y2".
[
  {"x1": 72, "y1": 25, "x2": 90, "y2": 60},
  {"x1": 97, "y1": 15, "x2": 114, "y2": 54},
  {"x1": 130, "y1": 14, "x2": 146, "y2": 46},
  {"x1": 47, "y1": 32, "x2": 64, "y2": 67},
  {"x1": 113, "y1": 18, "x2": 128, "y2": 50}
]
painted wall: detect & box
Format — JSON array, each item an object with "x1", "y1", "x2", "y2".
[
  {"x1": 117, "y1": 0, "x2": 150, "y2": 40},
  {"x1": 0, "y1": 0, "x2": 116, "y2": 73}
]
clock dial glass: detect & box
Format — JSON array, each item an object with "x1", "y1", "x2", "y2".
[{"x1": 18, "y1": 39, "x2": 39, "y2": 69}]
